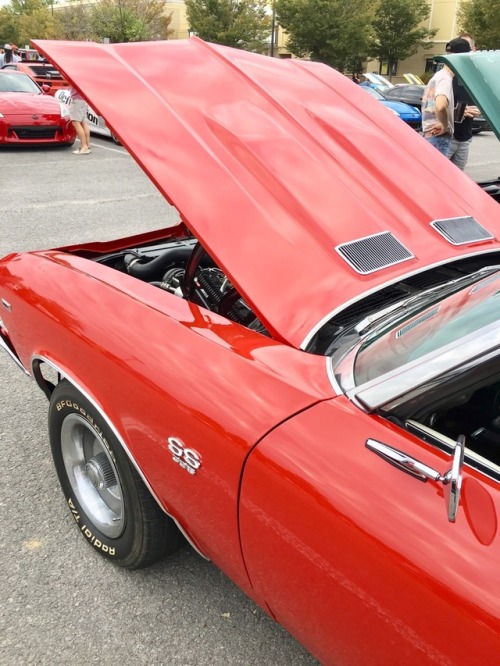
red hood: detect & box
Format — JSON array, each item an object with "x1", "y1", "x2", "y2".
[
  {"x1": 0, "y1": 91, "x2": 60, "y2": 115},
  {"x1": 32, "y1": 39, "x2": 500, "y2": 347}
]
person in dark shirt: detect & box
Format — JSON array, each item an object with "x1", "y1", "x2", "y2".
[{"x1": 447, "y1": 35, "x2": 481, "y2": 170}]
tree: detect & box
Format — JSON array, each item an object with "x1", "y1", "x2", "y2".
[
  {"x1": 0, "y1": 6, "x2": 22, "y2": 46},
  {"x1": 458, "y1": 0, "x2": 500, "y2": 49},
  {"x1": 57, "y1": 1, "x2": 93, "y2": 41},
  {"x1": 88, "y1": 0, "x2": 173, "y2": 43},
  {"x1": 0, "y1": 0, "x2": 61, "y2": 45},
  {"x1": 370, "y1": 0, "x2": 436, "y2": 77},
  {"x1": 9, "y1": 0, "x2": 54, "y2": 13},
  {"x1": 275, "y1": 0, "x2": 375, "y2": 71},
  {"x1": 16, "y1": 7, "x2": 62, "y2": 43},
  {"x1": 185, "y1": 0, "x2": 271, "y2": 52}
]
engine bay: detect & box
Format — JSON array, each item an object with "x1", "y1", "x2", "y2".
[{"x1": 94, "y1": 235, "x2": 269, "y2": 336}]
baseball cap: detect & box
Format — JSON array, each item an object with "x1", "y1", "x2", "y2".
[
  {"x1": 4, "y1": 43, "x2": 12, "y2": 50},
  {"x1": 446, "y1": 37, "x2": 472, "y2": 53}
]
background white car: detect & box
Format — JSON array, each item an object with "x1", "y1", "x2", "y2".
[{"x1": 55, "y1": 88, "x2": 120, "y2": 143}]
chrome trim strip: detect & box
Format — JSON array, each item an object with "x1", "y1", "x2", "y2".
[
  {"x1": 1, "y1": 298, "x2": 12, "y2": 312},
  {"x1": 405, "y1": 419, "x2": 456, "y2": 448},
  {"x1": 325, "y1": 356, "x2": 342, "y2": 396},
  {"x1": 0, "y1": 334, "x2": 30, "y2": 376},
  {"x1": 300, "y1": 247, "x2": 500, "y2": 351},
  {"x1": 31, "y1": 355, "x2": 208, "y2": 560},
  {"x1": 406, "y1": 419, "x2": 500, "y2": 481},
  {"x1": 349, "y1": 320, "x2": 500, "y2": 410}
]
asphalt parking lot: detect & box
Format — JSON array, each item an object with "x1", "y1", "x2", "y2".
[{"x1": 1, "y1": 131, "x2": 499, "y2": 666}]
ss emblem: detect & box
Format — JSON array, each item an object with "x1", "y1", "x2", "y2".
[{"x1": 167, "y1": 437, "x2": 201, "y2": 475}]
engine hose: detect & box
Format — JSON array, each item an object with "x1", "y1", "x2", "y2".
[{"x1": 124, "y1": 245, "x2": 193, "y2": 280}]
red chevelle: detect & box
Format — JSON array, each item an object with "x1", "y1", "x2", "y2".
[
  {"x1": 0, "y1": 69, "x2": 75, "y2": 146},
  {"x1": 1, "y1": 39, "x2": 500, "y2": 664}
]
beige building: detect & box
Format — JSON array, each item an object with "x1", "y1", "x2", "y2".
[
  {"x1": 166, "y1": 0, "x2": 190, "y2": 40},
  {"x1": 166, "y1": 0, "x2": 469, "y2": 79},
  {"x1": 377, "y1": 0, "x2": 469, "y2": 82}
]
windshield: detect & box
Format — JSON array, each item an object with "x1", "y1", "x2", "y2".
[
  {"x1": 0, "y1": 72, "x2": 41, "y2": 94},
  {"x1": 353, "y1": 269, "x2": 500, "y2": 386},
  {"x1": 362, "y1": 86, "x2": 384, "y2": 100}
]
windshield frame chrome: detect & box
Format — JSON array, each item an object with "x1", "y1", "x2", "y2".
[{"x1": 340, "y1": 319, "x2": 500, "y2": 411}]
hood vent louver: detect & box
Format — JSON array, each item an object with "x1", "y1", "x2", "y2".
[
  {"x1": 336, "y1": 232, "x2": 414, "y2": 274},
  {"x1": 431, "y1": 216, "x2": 494, "y2": 245}
]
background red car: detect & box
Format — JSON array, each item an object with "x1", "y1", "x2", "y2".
[
  {"x1": 0, "y1": 70, "x2": 75, "y2": 146},
  {"x1": 1, "y1": 58, "x2": 68, "y2": 95}
]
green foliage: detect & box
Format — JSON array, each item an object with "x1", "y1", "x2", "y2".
[
  {"x1": 16, "y1": 7, "x2": 62, "y2": 42},
  {"x1": 89, "y1": 0, "x2": 174, "y2": 42},
  {"x1": 90, "y1": 0, "x2": 149, "y2": 42},
  {"x1": 0, "y1": 0, "x2": 174, "y2": 44},
  {"x1": 0, "y1": 0, "x2": 61, "y2": 45},
  {"x1": 57, "y1": 1, "x2": 93, "y2": 41},
  {"x1": 185, "y1": 0, "x2": 271, "y2": 51},
  {"x1": 371, "y1": 0, "x2": 436, "y2": 75},
  {"x1": 0, "y1": 6, "x2": 22, "y2": 45},
  {"x1": 275, "y1": 0, "x2": 375, "y2": 71},
  {"x1": 458, "y1": 0, "x2": 500, "y2": 49},
  {"x1": 9, "y1": 0, "x2": 51, "y2": 14}
]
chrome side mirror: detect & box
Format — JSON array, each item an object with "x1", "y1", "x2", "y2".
[
  {"x1": 444, "y1": 434, "x2": 466, "y2": 523},
  {"x1": 366, "y1": 433, "x2": 466, "y2": 523}
]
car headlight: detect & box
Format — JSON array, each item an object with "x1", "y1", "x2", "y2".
[
  {"x1": 59, "y1": 103, "x2": 70, "y2": 118},
  {"x1": 0, "y1": 112, "x2": 4, "y2": 118}
]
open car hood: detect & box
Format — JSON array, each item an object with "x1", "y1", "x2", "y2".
[
  {"x1": 363, "y1": 72, "x2": 393, "y2": 88},
  {"x1": 436, "y1": 51, "x2": 500, "y2": 141},
  {"x1": 403, "y1": 73, "x2": 424, "y2": 85},
  {"x1": 32, "y1": 39, "x2": 500, "y2": 347}
]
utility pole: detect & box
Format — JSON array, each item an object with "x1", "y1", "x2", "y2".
[{"x1": 270, "y1": 3, "x2": 276, "y2": 57}]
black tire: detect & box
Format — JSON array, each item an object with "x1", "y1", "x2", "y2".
[{"x1": 48, "y1": 380, "x2": 184, "y2": 568}]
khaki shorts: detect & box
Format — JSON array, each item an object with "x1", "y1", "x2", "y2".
[{"x1": 69, "y1": 99, "x2": 88, "y2": 122}]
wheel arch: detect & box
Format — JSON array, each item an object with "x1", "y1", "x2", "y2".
[{"x1": 31, "y1": 354, "x2": 208, "y2": 559}]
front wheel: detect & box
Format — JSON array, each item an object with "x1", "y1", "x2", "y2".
[{"x1": 48, "y1": 381, "x2": 183, "y2": 568}]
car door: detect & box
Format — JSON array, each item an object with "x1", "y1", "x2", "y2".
[{"x1": 240, "y1": 394, "x2": 500, "y2": 665}]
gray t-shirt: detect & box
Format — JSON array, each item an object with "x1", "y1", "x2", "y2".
[{"x1": 421, "y1": 68, "x2": 454, "y2": 136}]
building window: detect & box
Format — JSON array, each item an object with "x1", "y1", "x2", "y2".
[
  {"x1": 380, "y1": 60, "x2": 398, "y2": 76},
  {"x1": 425, "y1": 58, "x2": 438, "y2": 74}
]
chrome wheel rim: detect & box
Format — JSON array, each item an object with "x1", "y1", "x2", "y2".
[{"x1": 60, "y1": 414, "x2": 124, "y2": 538}]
